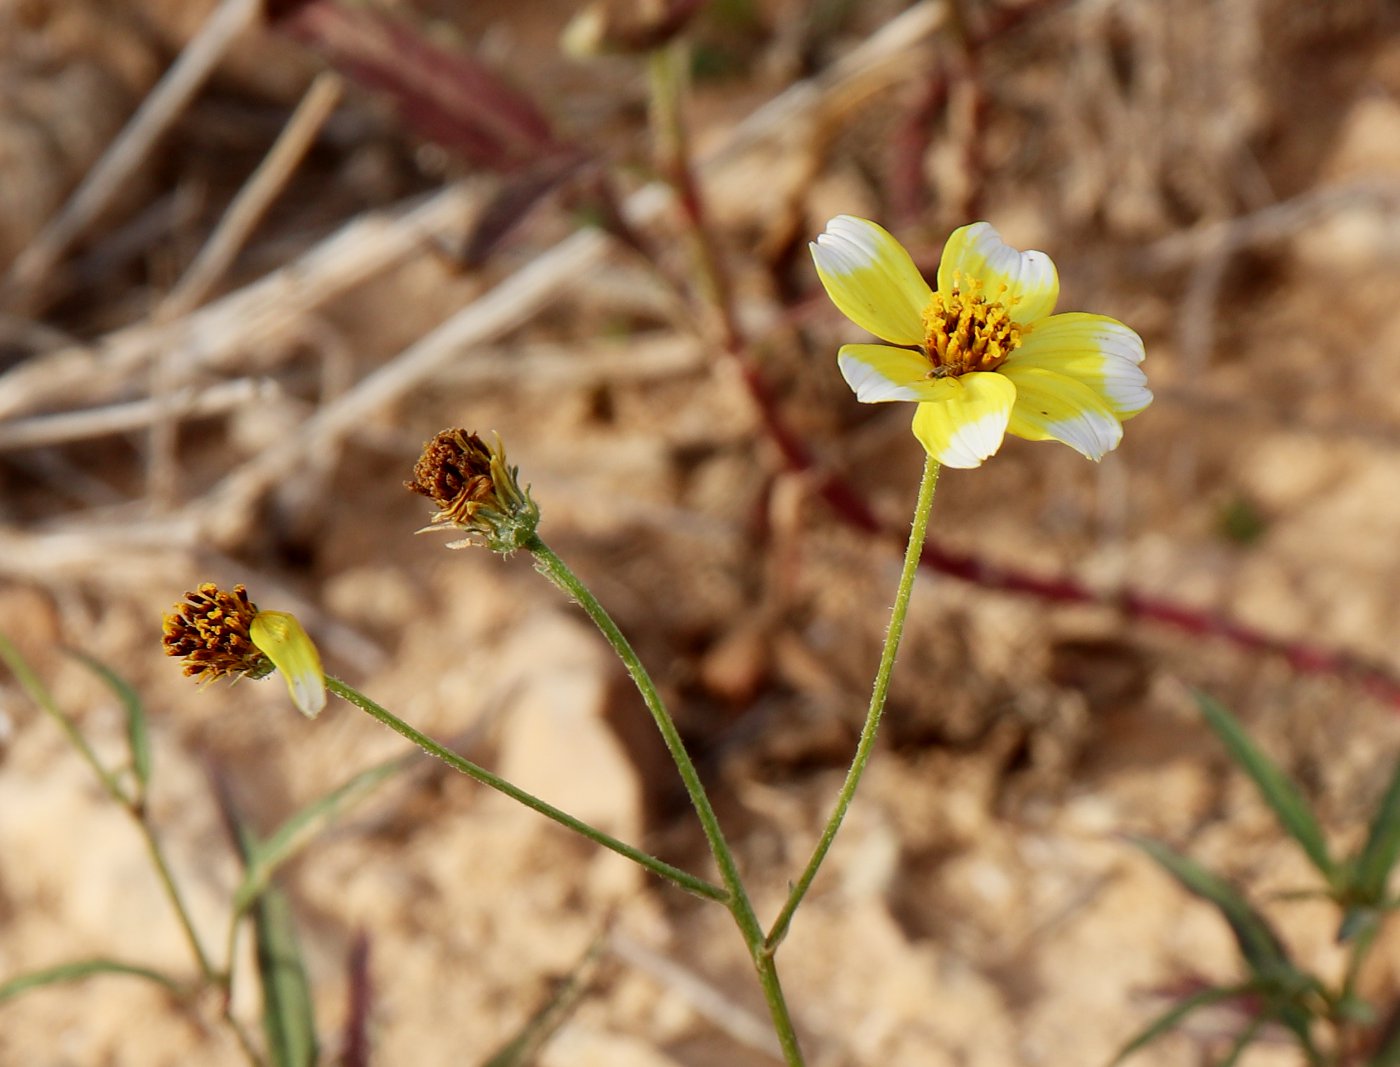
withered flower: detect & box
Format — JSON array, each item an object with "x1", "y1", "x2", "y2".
[
  {"x1": 163, "y1": 583, "x2": 326, "y2": 717},
  {"x1": 405, "y1": 429, "x2": 539, "y2": 552}
]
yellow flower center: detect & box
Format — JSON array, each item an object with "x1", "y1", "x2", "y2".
[{"x1": 920, "y1": 277, "x2": 1022, "y2": 379}]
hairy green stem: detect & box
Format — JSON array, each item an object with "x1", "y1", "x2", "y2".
[
  {"x1": 134, "y1": 815, "x2": 216, "y2": 981},
  {"x1": 325, "y1": 676, "x2": 724, "y2": 903},
  {"x1": 767, "y1": 454, "x2": 941, "y2": 951},
  {"x1": 527, "y1": 535, "x2": 804, "y2": 1064}
]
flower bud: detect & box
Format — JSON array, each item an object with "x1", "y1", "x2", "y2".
[{"x1": 405, "y1": 429, "x2": 539, "y2": 553}]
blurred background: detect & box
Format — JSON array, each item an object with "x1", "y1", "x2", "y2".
[{"x1": 1, "y1": 1, "x2": 1399, "y2": 1064}]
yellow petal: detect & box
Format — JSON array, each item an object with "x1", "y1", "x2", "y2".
[
  {"x1": 837, "y1": 344, "x2": 945, "y2": 403},
  {"x1": 910, "y1": 372, "x2": 1016, "y2": 468},
  {"x1": 1009, "y1": 313, "x2": 1151, "y2": 417},
  {"x1": 937, "y1": 222, "x2": 1058, "y2": 324},
  {"x1": 249, "y1": 610, "x2": 327, "y2": 718},
  {"x1": 811, "y1": 216, "x2": 930, "y2": 345},
  {"x1": 1002, "y1": 365, "x2": 1124, "y2": 460}
]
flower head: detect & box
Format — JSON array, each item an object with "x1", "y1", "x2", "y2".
[
  {"x1": 811, "y1": 216, "x2": 1150, "y2": 468},
  {"x1": 163, "y1": 583, "x2": 326, "y2": 718},
  {"x1": 406, "y1": 429, "x2": 539, "y2": 552}
]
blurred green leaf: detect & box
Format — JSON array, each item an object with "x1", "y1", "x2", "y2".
[
  {"x1": 233, "y1": 751, "x2": 413, "y2": 916},
  {"x1": 68, "y1": 650, "x2": 151, "y2": 792},
  {"x1": 1218, "y1": 1013, "x2": 1266, "y2": 1067},
  {"x1": 227, "y1": 811, "x2": 319, "y2": 1067},
  {"x1": 481, "y1": 930, "x2": 607, "y2": 1067},
  {"x1": 1131, "y1": 835, "x2": 1296, "y2": 978},
  {"x1": 1108, "y1": 983, "x2": 1250, "y2": 1065},
  {"x1": 254, "y1": 881, "x2": 318, "y2": 1067},
  {"x1": 1131, "y1": 836, "x2": 1323, "y2": 1062},
  {"x1": 0, "y1": 633, "x2": 128, "y2": 804},
  {"x1": 0, "y1": 959, "x2": 180, "y2": 1002},
  {"x1": 1339, "y1": 905, "x2": 1380, "y2": 944},
  {"x1": 1352, "y1": 758, "x2": 1400, "y2": 906},
  {"x1": 1195, "y1": 691, "x2": 1335, "y2": 885},
  {"x1": 1216, "y1": 495, "x2": 1268, "y2": 546}
]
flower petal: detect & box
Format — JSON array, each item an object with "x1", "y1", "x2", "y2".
[
  {"x1": 937, "y1": 222, "x2": 1058, "y2": 324},
  {"x1": 1009, "y1": 312, "x2": 1151, "y2": 417},
  {"x1": 837, "y1": 344, "x2": 946, "y2": 403},
  {"x1": 1002, "y1": 364, "x2": 1124, "y2": 460},
  {"x1": 910, "y1": 372, "x2": 1016, "y2": 469},
  {"x1": 811, "y1": 216, "x2": 931, "y2": 346},
  {"x1": 250, "y1": 610, "x2": 327, "y2": 718}
]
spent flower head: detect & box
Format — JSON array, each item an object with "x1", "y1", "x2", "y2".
[
  {"x1": 406, "y1": 429, "x2": 539, "y2": 553},
  {"x1": 811, "y1": 216, "x2": 1151, "y2": 468},
  {"x1": 163, "y1": 583, "x2": 326, "y2": 717}
]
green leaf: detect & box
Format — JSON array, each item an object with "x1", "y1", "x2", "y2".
[
  {"x1": 0, "y1": 633, "x2": 128, "y2": 804},
  {"x1": 253, "y1": 881, "x2": 318, "y2": 1067},
  {"x1": 1352, "y1": 758, "x2": 1400, "y2": 906},
  {"x1": 233, "y1": 751, "x2": 413, "y2": 916},
  {"x1": 68, "y1": 650, "x2": 151, "y2": 791},
  {"x1": 1218, "y1": 1012, "x2": 1266, "y2": 1067},
  {"x1": 227, "y1": 812, "x2": 319, "y2": 1067},
  {"x1": 1131, "y1": 836, "x2": 1323, "y2": 1062},
  {"x1": 1108, "y1": 983, "x2": 1251, "y2": 1065},
  {"x1": 1339, "y1": 906, "x2": 1380, "y2": 944},
  {"x1": 1130, "y1": 836, "x2": 1296, "y2": 978},
  {"x1": 481, "y1": 931, "x2": 607, "y2": 1067},
  {"x1": 0, "y1": 959, "x2": 180, "y2": 1002},
  {"x1": 1195, "y1": 691, "x2": 1335, "y2": 884}
]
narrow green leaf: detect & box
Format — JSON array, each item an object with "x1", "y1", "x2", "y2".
[
  {"x1": 0, "y1": 959, "x2": 180, "y2": 1002},
  {"x1": 1131, "y1": 835, "x2": 1323, "y2": 1059},
  {"x1": 1108, "y1": 983, "x2": 1251, "y2": 1065},
  {"x1": 0, "y1": 633, "x2": 128, "y2": 804},
  {"x1": 226, "y1": 811, "x2": 319, "y2": 1067},
  {"x1": 1195, "y1": 691, "x2": 1335, "y2": 883},
  {"x1": 481, "y1": 930, "x2": 607, "y2": 1067},
  {"x1": 233, "y1": 751, "x2": 414, "y2": 916},
  {"x1": 1277, "y1": 1001, "x2": 1324, "y2": 1065},
  {"x1": 1217, "y1": 1012, "x2": 1266, "y2": 1067},
  {"x1": 68, "y1": 650, "x2": 151, "y2": 790},
  {"x1": 1339, "y1": 906, "x2": 1380, "y2": 944},
  {"x1": 254, "y1": 882, "x2": 319, "y2": 1067},
  {"x1": 1352, "y1": 758, "x2": 1400, "y2": 906},
  {"x1": 1130, "y1": 836, "x2": 1295, "y2": 977}
]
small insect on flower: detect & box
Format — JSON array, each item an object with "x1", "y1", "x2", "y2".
[
  {"x1": 810, "y1": 216, "x2": 1151, "y2": 468},
  {"x1": 405, "y1": 429, "x2": 539, "y2": 553},
  {"x1": 163, "y1": 584, "x2": 326, "y2": 718}
]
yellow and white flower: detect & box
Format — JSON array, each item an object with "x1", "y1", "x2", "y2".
[{"x1": 811, "y1": 216, "x2": 1150, "y2": 468}]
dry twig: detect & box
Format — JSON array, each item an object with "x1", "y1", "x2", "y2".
[{"x1": 1, "y1": 0, "x2": 264, "y2": 312}]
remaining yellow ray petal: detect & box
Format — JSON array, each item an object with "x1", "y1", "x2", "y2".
[
  {"x1": 811, "y1": 216, "x2": 930, "y2": 345},
  {"x1": 250, "y1": 610, "x2": 327, "y2": 718},
  {"x1": 910, "y1": 372, "x2": 1016, "y2": 468},
  {"x1": 837, "y1": 344, "x2": 946, "y2": 403},
  {"x1": 1009, "y1": 313, "x2": 1151, "y2": 417},
  {"x1": 1002, "y1": 365, "x2": 1124, "y2": 460},
  {"x1": 937, "y1": 222, "x2": 1059, "y2": 324}
]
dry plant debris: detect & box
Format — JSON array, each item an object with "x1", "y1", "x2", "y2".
[{"x1": 2, "y1": 1, "x2": 1400, "y2": 1065}]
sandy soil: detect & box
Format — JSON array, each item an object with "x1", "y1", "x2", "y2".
[{"x1": 2, "y1": 1, "x2": 1400, "y2": 1065}]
